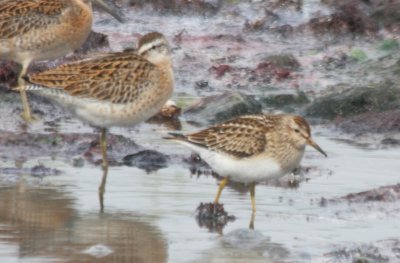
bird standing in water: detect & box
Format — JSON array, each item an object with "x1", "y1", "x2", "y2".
[
  {"x1": 166, "y1": 114, "x2": 327, "y2": 228},
  {"x1": 23, "y1": 32, "x2": 174, "y2": 210}
]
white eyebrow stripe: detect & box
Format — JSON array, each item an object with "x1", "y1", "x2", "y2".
[{"x1": 138, "y1": 38, "x2": 165, "y2": 53}]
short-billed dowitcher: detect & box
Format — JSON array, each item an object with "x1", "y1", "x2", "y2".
[
  {"x1": 0, "y1": 0, "x2": 122, "y2": 122},
  {"x1": 23, "y1": 32, "x2": 174, "y2": 207},
  {"x1": 165, "y1": 114, "x2": 326, "y2": 226}
]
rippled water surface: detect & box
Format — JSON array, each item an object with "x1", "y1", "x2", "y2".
[
  {"x1": 1, "y1": 0, "x2": 400, "y2": 262},
  {"x1": 0, "y1": 118, "x2": 399, "y2": 262}
]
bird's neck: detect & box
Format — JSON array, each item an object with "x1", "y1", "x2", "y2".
[
  {"x1": 157, "y1": 58, "x2": 174, "y2": 84},
  {"x1": 272, "y1": 132, "x2": 305, "y2": 172}
]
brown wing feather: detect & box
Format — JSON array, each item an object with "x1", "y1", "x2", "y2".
[
  {"x1": 185, "y1": 117, "x2": 269, "y2": 158},
  {"x1": 28, "y1": 52, "x2": 160, "y2": 104},
  {"x1": 0, "y1": 0, "x2": 65, "y2": 38}
]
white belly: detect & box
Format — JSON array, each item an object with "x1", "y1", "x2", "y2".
[
  {"x1": 209, "y1": 153, "x2": 284, "y2": 183},
  {"x1": 38, "y1": 90, "x2": 165, "y2": 128},
  {"x1": 179, "y1": 142, "x2": 289, "y2": 183},
  {"x1": 73, "y1": 100, "x2": 159, "y2": 128}
]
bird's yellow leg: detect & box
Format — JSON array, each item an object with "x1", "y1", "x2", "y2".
[
  {"x1": 18, "y1": 61, "x2": 34, "y2": 122},
  {"x1": 249, "y1": 183, "x2": 256, "y2": 229},
  {"x1": 214, "y1": 177, "x2": 229, "y2": 204},
  {"x1": 98, "y1": 128, "x2": 109, "y2": 212}
]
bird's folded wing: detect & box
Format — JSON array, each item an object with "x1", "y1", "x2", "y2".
[
  {"x1": 28, "y1": 52, "x2": 160, "y2": 104},
  {"x1": 186, "y1": 117, "x2": 268, "y2": 158},
  {"x1": 0, "y1": 0, "x2": 64, "y2": 39}
]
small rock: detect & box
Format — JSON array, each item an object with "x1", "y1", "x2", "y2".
[
  {"x1": 72, "y1": 156, "x2": 85, "y2": 167},
  {"x1": 381, "y1": 138, "x2": 400, "y2": 146},
  {"x1": 31, "y1": 164, "x2": 62, "y2": 178},
  {"x1": 254, "y1": 54, "x2": 300, "y2": 81},
  {"x1": 341, "y1": 184, "x2": 400, "y2": 203},
  {"x1": 75, "y1": 31, "x2": 110, "y2": 54},
  {"x1": 319, "y1": 197, "x2": 328, "y2": 207},
  {"x1": 269, "y1": 24, "x2": 294, "y2": 37},
  {"x1": 84, "y1": 133, "x2": 143, "y2": 166},
  {"x1": 336, "y1": 110, "x2": 400, "y2": 135},
  {"x1": 123, "y1": 150, "x2": 169, "y2": 173},
  {"x1": 260, "y1": 54, "x2": 300, "y2": 71},
  {"x1": 370, "y1": 1, "x2": 400, "y2": 34},
  {"x1": 195, "y1": 202, "x2": 235, "y2": 233},
  {"x1": 299, "y1": 4, "x2": 378, "y2": 37},
  {"x1": 317, "y1": 52, "x2": 349, "y2": 70},
  {"x1": 210, "y1": 64, "x2": 231, "y2": 78},
  {"x1": 324, "y1": 239, "x2": 399, "y2": 263},
  {"x1": 305, "y1": 82, "x2": 400, "y2": 120},
  {"x1": 261, "y1": 92, "x2": 309, "y2": 112},
  {"x1": 0, "y1": 60, "x2": 19, "y2": 88},
  {"x1": 194, "y1": 80, "x2": 211, "y2": 91},
  {"x1": 244, "y1": 9, "x2": 279, "y2": 31},
  {"x1": 156, "y1": 100, "x2": 181, "y2": 118},
  {"x1": 184, "y1": 92, "x2": 262, "y2": 125},
  {"x1": 146, "y1": 100, "x2": 182, "y2": 130}
]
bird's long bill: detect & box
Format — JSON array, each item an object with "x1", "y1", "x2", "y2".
[
  {"x1": 93, "y1": 0, "x2": 125, "y2": 22},
  {"x1": 307, "y1": 138, "x2": 327, "y2": 157}
]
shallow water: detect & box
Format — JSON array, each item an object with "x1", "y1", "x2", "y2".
[
  {"x1": 0, "y1": 118, "x2": 399, "y2": 262},
  {"x1": 1, "y1": 1, "x2": 400, "y2": 262}
]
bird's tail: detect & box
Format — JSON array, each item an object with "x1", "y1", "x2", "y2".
[
  {"x1": 163, "y1": 132, "x2": 187, "y2": 141},
  {"x1": 11, "y1": 84, "x2": 44, "y2": 92}
]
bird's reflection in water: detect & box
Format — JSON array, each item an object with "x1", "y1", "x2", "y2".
[
  {"x1": 0, "y1": 183, "x2": 167, "y2": 263},
  {"x1": 98, "y1": 164, "x2": 108, "y2": 213},
  {"x1": 99, "y1": 145, "x2": 170, "y2": 212},
  {"x1": 195, "y1": 228, "x2": 290, "y2": 263}
]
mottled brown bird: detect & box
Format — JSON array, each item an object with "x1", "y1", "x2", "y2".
[
  {"x1": 24, "y1": 32, "x2": 174, "y2": 200},
  {"x1": 166, "y1": 114, "x2": 327, "y2": 214},
  {"x1": 0, "y1": 0, "x2": 123, "y2": 122}
]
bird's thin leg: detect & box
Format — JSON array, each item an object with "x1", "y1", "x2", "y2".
[
  {"x1": 250, "y1": 182, "x2": 256, "y2": 213},
  {"x1": 98, "y1": 128, "x2": 109, "y2": 212},
  {"x1": 18, "y1": 60, "x2": 34, "y2": 122},
  {"x1": 249, "y1": 183, "x2": 256, "y2": 229},
  {"x1": 100, "y1": 128, "x2": 109, "y2": 170},
  {"x1": 249, "y1": 210, "x2": 256, "y2": 230},
  {"x1": 214, "y1": 177, "x2": 228, "y2": 204}
]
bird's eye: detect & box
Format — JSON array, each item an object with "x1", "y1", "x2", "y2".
[
  {"x1": 294, "y1": 129, "x2": 300, "y2": 133},
  {"x1": 151, "y1": 45, "x2": 157, "y2": 50}
]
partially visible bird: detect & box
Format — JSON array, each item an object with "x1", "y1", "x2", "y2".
[
  {"x1": 23, "y1": 32, "x2": 174, "y2": 203},
  {"x1": 0, "y1": 0, "x2": 123, "y2": 122},
  {"x1": 165, "y1": 114, "x2": 327, "y2": 216}
]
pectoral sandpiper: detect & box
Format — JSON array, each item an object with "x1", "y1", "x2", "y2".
[
  {"x1": 0, "y1": 0, "x2": 122, "y2": 122},
  {"x1": 165, "y1": 114, "x2": 327, "y2": 227}
]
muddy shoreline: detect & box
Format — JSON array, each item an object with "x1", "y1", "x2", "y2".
[{"x1": 1, "y1": 0, "x2": 400, "y2": 262}]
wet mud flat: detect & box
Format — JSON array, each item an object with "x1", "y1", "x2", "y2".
[
  {"x1": 1, "y1": 0, "x2": 400, "y2": 262},
  {"x1": 0, "y1": 129, "x2": 399, "y2": 263}
]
